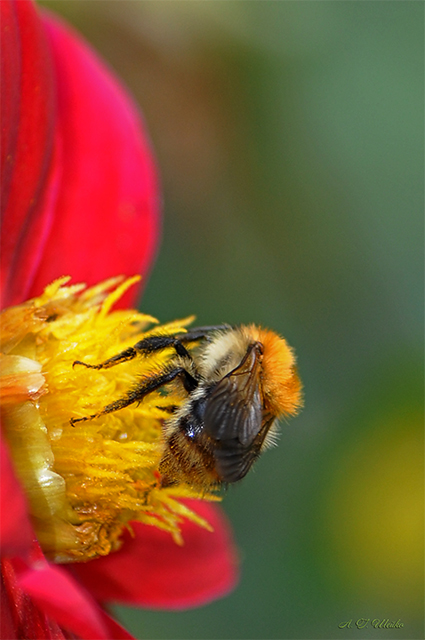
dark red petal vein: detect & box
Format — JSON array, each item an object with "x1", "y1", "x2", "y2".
[{"x1": 0, "y1": 0, "x2": 57, "y2": 309}]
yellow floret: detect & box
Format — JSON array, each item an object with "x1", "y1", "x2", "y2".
[{"x1": 0, "y1": 277, "x2": 216, "y2": 563}]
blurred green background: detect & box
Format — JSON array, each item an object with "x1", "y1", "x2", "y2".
[{"x1": 40, "y1": 2, "x2": 424, "y2": 638}]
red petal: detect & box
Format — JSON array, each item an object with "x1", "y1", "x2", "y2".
[
  {"x1": 2, "y1": 558, "x2": 67, "y2": 640},
  {"x1": 1, "y1": 3, "x2": 160, "y2": 309},
  {"x1": 0, "y1": 435, "x2": 34, "y2": 558},
  {"x1": 28, "y1": 12, "x2": 160, "y2": 308},
  {"x1": 17, "y1": 561, "x2": 110, "y2": 639},
  {"x1": 70, "y1": 500, "x2": 239, "y2": 610},
  {"x1": 1, "y1": 572, "x2": 18, "y2": 640},
  {"x1": 0, "y1": 0, "x2": 57, "y2": 309},
  {"x1": 98, "y1": 611, "x2": 136, "y2": 640},
  {"x1": 3, "y1": 550, "x2": 134, "y2": 639}
]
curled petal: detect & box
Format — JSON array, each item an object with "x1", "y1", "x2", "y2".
[{"x1": 71, "y1": 500, "x2": 239, "y2": 610}]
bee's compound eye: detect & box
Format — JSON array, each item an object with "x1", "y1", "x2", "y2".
[{"x1": 255, "y1": 341, "x2": 264, "y2": 356}]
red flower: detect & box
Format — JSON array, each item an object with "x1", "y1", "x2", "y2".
[{"x1": 0, "y1": 1, "x2": 238, "y2": 638}]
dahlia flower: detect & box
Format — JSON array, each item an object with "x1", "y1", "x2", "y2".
[{"x1": 0, "y1": 2, "x2": 238, "y2": 638}]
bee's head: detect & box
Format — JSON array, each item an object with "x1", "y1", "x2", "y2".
[{"x1": 243, "y1": 326, "x2": 303, "y2": 419}]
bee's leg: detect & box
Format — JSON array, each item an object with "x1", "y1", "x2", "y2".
[
  {"x1": 73, "y1": 346, "x2": 140, "y2": 370},
  {"x1": 73, "y1": 335, "x2": 193, "y2": 370},
  {"x1": 73, "y1": 326, "x2": 233, "y2": 371},
  {"x1": 70, "y1": 366, "x2": 198, "y2": 426},
  {"x1": 176, "y1": 324, "x2": 232, "y2": 343},
  {"x1": 156, "y1": 404, "x2": 179, "y2": 414}
]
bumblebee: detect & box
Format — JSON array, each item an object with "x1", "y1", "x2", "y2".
[{"x1": 71, "y1": 325, "x2": 302, "y2": 489}]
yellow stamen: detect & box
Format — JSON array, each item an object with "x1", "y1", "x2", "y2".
[{"x1": 0, "y1": 277, "x2": 215, "y2": 563}]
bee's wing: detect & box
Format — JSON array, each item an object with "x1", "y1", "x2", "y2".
[
  {"x1": 203, "y1": 347, "x2": 263, "y2": 446},
  {"x1": 212, "y1": 414, "x2": 276, "y2": 483}
]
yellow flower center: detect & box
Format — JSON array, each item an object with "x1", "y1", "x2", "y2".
[{"x1": 0, "y1": 277, "x2": 216, "y2": 563}]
